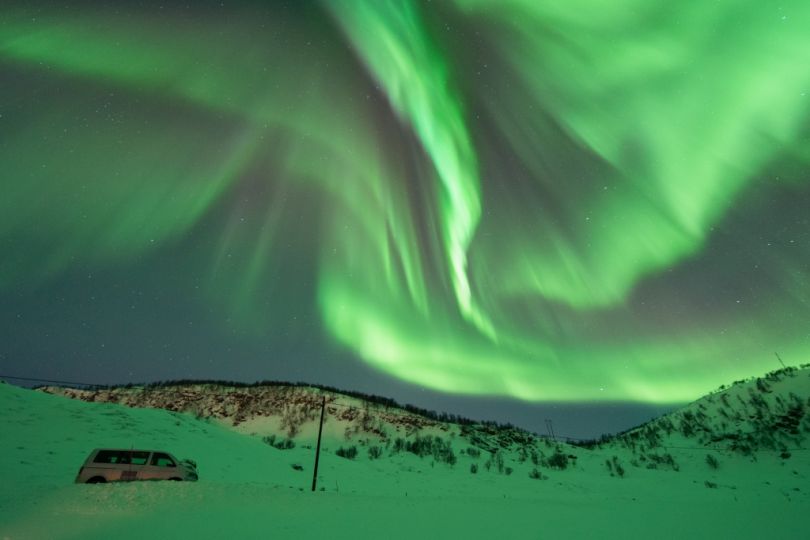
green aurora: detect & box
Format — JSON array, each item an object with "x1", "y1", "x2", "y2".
[{"x1": 1, "y1": 0, "x2": 809, "y2": 403}]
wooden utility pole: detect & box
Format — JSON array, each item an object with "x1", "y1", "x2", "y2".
[
  {"x1": 311, "y1": 396, "x2": 326, "y2": 492},
  {"x1": 775, "y1": 352, "x2": 786, "y2": 369}
]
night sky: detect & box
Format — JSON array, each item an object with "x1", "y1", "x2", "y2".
[{"x1": 1, "y1": 1, "x2": 809, "y2": 437}]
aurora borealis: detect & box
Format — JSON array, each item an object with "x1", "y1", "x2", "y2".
[{"x1": 1, "y1": 1, "x2": 809, "y2": 408}]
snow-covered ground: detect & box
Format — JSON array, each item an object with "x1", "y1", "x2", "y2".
[{"x1": 1, "y1": 368, "x2": 809, "y2": 539}]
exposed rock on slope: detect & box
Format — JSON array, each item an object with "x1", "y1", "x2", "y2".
[{"x1": 40, "y1": 384, "x2": 453, "y2": 438}]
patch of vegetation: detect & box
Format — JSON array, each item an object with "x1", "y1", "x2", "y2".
[
  {"x1": 484, "y1": 450, "x2": 506, "y2": 473},
  {"x1": 335, "y1": 446, "x2": 358, "y2": 460},
  {"x1": 367, "y1": 446, "x2": 383, "y2": 460},
  {"x1": 679, "y1": 411, "x2": 697, "y2": 438},
  {"x1": 528, "y1": 468, "x2": 547, "y2": 480},
  {"x1": 262, "y1": 435, "x2": 295, "y2": 450},
  {"x1": 706, "y1": 453, "x2": 719, "y2": 470},
  {"x1": 542, "y1": 449, "x2": 569, "y2": 470},
  {"x1": 391, "y1": 436, "x2": 457, "y2": 465},
  {"x1": 756, "y1": 378, "x2": 771, "y2": 394},
  {"x1": 606, "y1": 456, "x2": 624, "y2": 477},
  {"x1": 470, "y1": 463, "x2": 478, "y2": 474},
  {"x1": 642, "y1": 452, "x2": 679, "y2": 471}
]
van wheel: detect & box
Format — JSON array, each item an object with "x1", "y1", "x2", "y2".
[{"x1": 87, "y1": 477, "x2": 106, "y2": 484}]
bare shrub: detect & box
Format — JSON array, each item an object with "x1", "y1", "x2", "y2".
[
  {"x1": 529, "y1": 468, "x2": 547, "y2": 480},
  {"x1": 336, "y1": 446, "x2": 358, "y2": 460}
]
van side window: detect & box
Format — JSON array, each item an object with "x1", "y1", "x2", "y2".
[
  {"x1": 93, "y1": 450, "x2": 150, "y2": 465},
  {"x1": 93, "y1": 450, "x2": 121, "y2": 464},
  {"x1": 130, "y1": 451, "x2": 149, "y2": 465},
  {"x1": 150, "y1": 452, "x2": 176, "y2": 467}
]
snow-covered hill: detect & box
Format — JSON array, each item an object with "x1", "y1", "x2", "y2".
[
  {"x1": 593, "y1": 365, "x2": 810, "y2": 474},
  {"x1": 40, "y1": 382, "x2": 540, "y2": 465},
  {"x1": 41, "y1": 366, "x2": 810, "y2": 478},
  {"x1": 0, "y1": 367, "x2": 808, "y2": 538}
]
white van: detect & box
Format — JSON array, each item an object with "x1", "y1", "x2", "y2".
[{"x1": 75, "y1": 448, "x2": 198, "y2": 483}]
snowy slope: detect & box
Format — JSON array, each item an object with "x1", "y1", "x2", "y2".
[
  {"x1": 1, "y1": 369, "x2": 809, "y2": 538},
  {"x1": 596, "y1": 366, "x2": 810, "y2": 455}
]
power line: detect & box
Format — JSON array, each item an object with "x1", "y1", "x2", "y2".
[
  {"x1": 0, "y1": 373, "x2": 102, "y2": 387},
  {"x1": 573, "y1": 440, "x2": 810, "y2": 452},
  {"x1": 649, "y1": 444, "x2": 809, "y2": 452}
]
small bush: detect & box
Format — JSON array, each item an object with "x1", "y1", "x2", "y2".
[
  {"x1": 495, "y1": 451, "x2": 505, "y2": 473},
  {"x1": 278, "y1": 438, "x2": 295, "y2": 450},
  {"x1": 529, "y1": 468, "x2": 546, "y2": 480},
  {"x1": 544, "y1": 450, "x2": 568, "y2": 470},
  {"x1": 263, "y1": 435, "x2": 295, "y2": 450},
  {"x1": 336, "y1": 446, "x2": 358, "y2": 460},
  {"x1": 504, "y1": 467, "x2": 513, "y2": 476},
  {"x1": 704, "y1": 481, "x2": 718, "y2": 489},
  {"x1": 706, "y1": 454, "x2": 719, "y2": 470},
  {"x1": 606, "y1": 456, "x2": 624, "y2": 477},
  {"x1": 680, "y1": 417, "x2": 696, "y2": 438},
  {"x1": 612, "y1": 456, "x2": 624, "y2": 478},
  {"x1": 401, "y1": 435, "x2": 456, "y2": 465},
  {"x1": 645, "y1": 452, "x2": 679, "y2": 471},
  {"x1": 466, "y1": 447, "x2": 481, "y2": 459},
  {"x1": 368, "y1": 446, "x2": 383, "y2": 460},
  {"x1": 470, "y1": 463, "x2": 478, "y2": 474}
]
